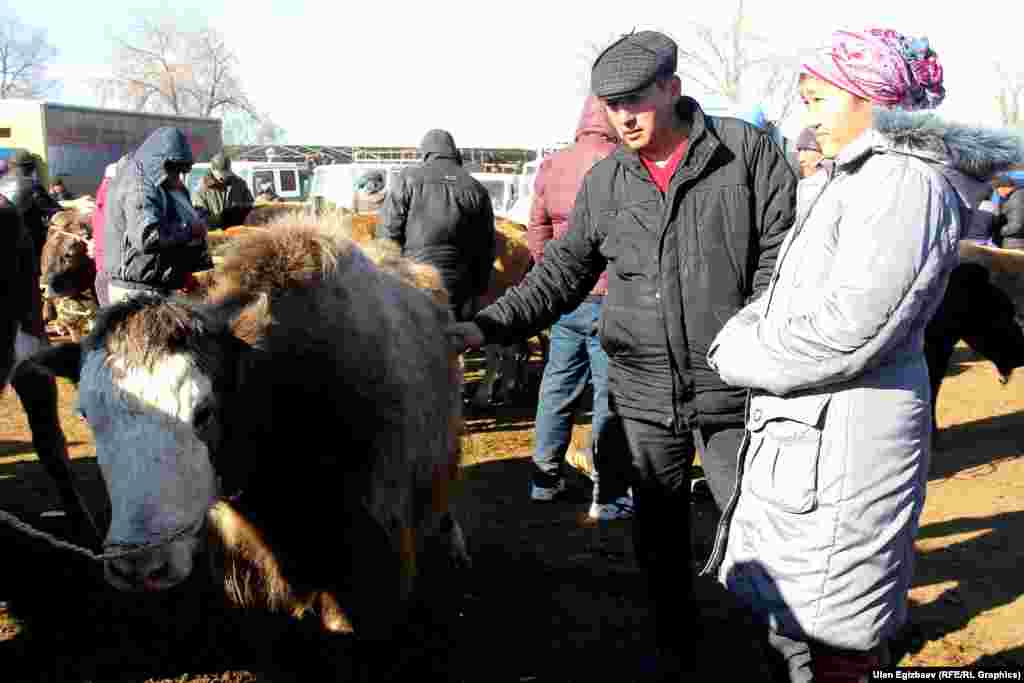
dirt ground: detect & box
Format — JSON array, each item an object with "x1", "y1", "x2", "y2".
[{"x1": 0, "y1": 341, "x2": 1021, "y2": 682}]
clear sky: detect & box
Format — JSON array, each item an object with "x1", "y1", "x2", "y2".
[{"x1": 9, "y1": 0, "x2": 1024, "y2": 148}]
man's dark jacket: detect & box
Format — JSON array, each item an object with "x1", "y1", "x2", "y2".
[
  {"x1": 475, "y1": 97, "x2": 796, "y2": 428},
  {"x1": 193, "y1": 172, "x2": 254, "y2": 228},
  {"x1": 377, "y1": 130, "x2": 495, "y2": 312},
  {"x1": 105, "y1": 127, "x2": 212, "y2": 292}
]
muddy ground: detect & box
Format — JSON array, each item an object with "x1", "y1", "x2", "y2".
[{"x1": 0, "y1": 343, "x2": 1021, "y2": 681}]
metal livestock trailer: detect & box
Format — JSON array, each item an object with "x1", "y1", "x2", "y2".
[{"x1": 0, "y1": 100, "x2": 222, "y2": 196}]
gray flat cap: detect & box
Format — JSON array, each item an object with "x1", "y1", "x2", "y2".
[{"x1": 591, "y1": 30, "x2": 678, "y2": 100}]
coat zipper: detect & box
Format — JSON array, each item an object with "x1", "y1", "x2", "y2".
[{"x1": 698, "y1": 165, "x2": 838, "y2": 578}]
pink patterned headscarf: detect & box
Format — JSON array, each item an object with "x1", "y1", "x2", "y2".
[{"x1": 801, "y1": 28, "x2": 945, "y2": 111}]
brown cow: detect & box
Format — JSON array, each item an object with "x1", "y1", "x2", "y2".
[
  {"x1": 470, "y1": 219, "x2": 547, "y2": 409},
  {"x1": 40, "y1": 210, "x2": 98, "y2": 341},
  {"x1": 22, "y1": 218, "x2": 468, "y2": 663},
  {"x1": 331, "y1": 212, "x2": 545, "y2": 408}
]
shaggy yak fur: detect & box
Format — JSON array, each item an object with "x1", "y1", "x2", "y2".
[{"x1": 26, "y1": 219, "x2": 466, "y2": 639}]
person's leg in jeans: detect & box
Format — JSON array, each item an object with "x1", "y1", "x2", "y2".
[
  {"x1": 530, "y1": 305, "x2": 591, "y2": 497},
  {"x1": 617, "y1": 414, "x2": 695, "y2": 671},
  {"x1": 585, "y1": 307, "x2": 614, "y2": 502},
  {"x1": 699, "y1": 425, "x2": 746, "y2": 514}
]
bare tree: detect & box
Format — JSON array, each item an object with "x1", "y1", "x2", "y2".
[
  {"x1": 674, "y1": 1, "x2": 804, "y2": 122},
  {"x1": 995, "y1": 62, "x2": 1024, "y2": 128},
  {"x1": 575, "y1": 30, "x2": 628, "y2": 96},
  {"x1": 578, "y1": 5, "x2": 805, "y2": 124},
  {"x1": 0, "y1": 14, "x2": 59, "y2": 99},
  {"x1": 223, "y1": 109, "x2": 287, "y2": 145},
  {"x1": 95, "y1": 17, "x2": 253, "y2": 118}
]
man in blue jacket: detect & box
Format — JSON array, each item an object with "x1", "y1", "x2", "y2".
[{"x1": 105, "y1": 127, "x2": 211, "y2": 304}]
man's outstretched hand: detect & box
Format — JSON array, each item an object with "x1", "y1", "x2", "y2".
[{"x1": 447, "y1": 322, "x2": 485, "y2": 354}]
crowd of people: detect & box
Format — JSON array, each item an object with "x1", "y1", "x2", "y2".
[
  {"x1": 1, "y1": 21, "x2": 1023, "y2": 683},
  {"x1": 442, "y1": 27, "x2": 1022, "y2": 683}
]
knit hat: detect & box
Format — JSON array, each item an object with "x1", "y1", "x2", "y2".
[{"x1": 795, "y1": 127, "x2": 822, "y2": 152}]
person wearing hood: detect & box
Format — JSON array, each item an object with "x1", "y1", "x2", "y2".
[
  {"x1": 192, "y1": 152, "x2": 254, "y2": 229},
  {"x1": 105, "y1": 127, "x2": 211, "y2": 304},
  {"x1": 704, "y1": 28, "x2": 981, "y2": 680},
  {"x1": 377, "y1": 129, "x2": 495, "y2": 321},
  {"x1": 525, "y1": 95, "x2": 633, "y2": 520}
]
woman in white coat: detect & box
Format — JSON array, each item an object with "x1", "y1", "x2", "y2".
[{"x1": 702, "y1": 28, "x2": 1017, "y2": 681}]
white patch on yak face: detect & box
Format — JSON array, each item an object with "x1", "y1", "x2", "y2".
[{"x1": 78, "y1": 348, "x2": 219, "y2": 592}]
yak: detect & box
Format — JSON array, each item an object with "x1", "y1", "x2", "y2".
[{"x1": 21, "y1": 219, "x2": 469, "y2": 651}]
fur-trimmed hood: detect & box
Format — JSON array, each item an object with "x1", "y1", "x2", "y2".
[
  {"x1": 829, "y1": 110, "x2": 1024, "y2": 239},
  {"x1": 871, "y1": 108, "x2": 1024, "y2": 180}
]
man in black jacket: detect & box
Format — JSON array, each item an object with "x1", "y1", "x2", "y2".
[
  {"x1": 378, "y1": 129, "x2": 495, "y2": 321},
  {"x1": 448, "y1": 30, "x2": 796, "y2": 676}
]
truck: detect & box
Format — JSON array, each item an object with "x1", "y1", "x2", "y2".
[{"x1": 0, "y1": 99, "x2": 222, "y2": 197}]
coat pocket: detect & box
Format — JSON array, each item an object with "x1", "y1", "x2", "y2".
[{"x1": 744, "y1": 393, "x2": 832, "y2": 514}]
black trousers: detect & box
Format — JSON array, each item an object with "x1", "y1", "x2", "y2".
[{"x1": 602, "y1": 413, "x2": 744, "y2": 653}]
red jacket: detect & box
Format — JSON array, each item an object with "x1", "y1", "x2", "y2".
[
  {"x1": 91, "y1": 177, "x2": 111, "y2": 269},
  {"x1": 527, "y1": 95, "x2": 617, "y2": 296}
]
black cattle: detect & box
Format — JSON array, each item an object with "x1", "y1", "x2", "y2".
[{"x1": 925, "y1": 262, "x2": 1024, "y2": 434}]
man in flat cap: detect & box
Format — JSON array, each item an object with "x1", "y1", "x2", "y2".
[{"x1": 449, "y1": 29, "x2": 796, "y2": 677}]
